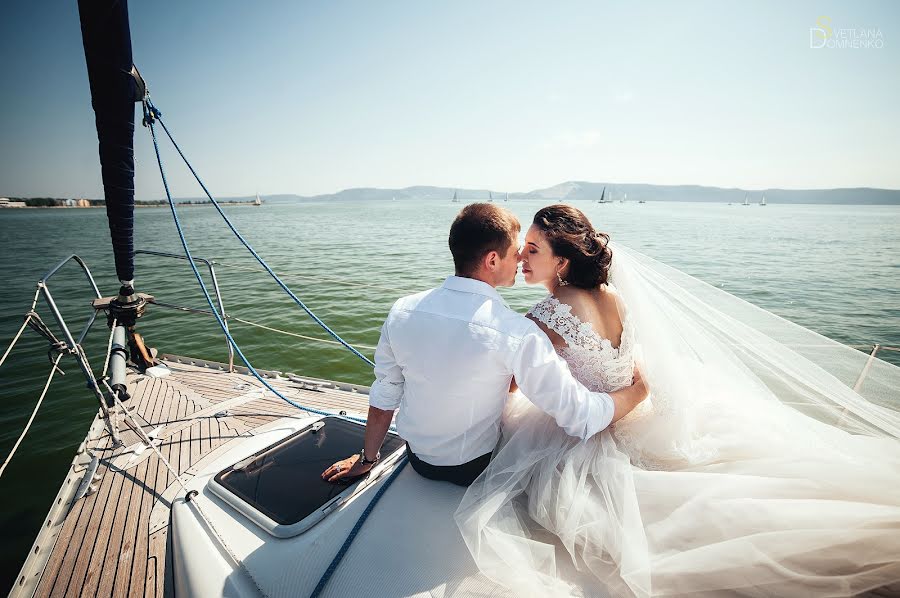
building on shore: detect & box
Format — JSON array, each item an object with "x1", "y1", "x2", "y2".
[{"x1": 0, "y1": 197, "x2": 27, "y2": 208}]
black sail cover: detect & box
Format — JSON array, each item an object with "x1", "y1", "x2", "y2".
[{"x1": 78, "y1": 0, "x2": 138, "y2": 283}]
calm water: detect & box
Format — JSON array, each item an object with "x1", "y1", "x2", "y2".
[{"x1": 1, "y1": 200, "x2": 898, "y2": 587}]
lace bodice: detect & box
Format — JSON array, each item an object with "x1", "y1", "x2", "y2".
[
  {"x1": 527, "y1": 291, "x2": 635, "y2": 394},
  {"x1": 527, "y1": 290, "x2": 661, "y2": 465}
]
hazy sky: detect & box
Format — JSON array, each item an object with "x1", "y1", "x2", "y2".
[{"x1": 1, "y1": 1, "x2": 898, "y2": 199}]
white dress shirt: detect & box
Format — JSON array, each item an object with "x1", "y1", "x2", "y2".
[{"x1": 368, "y1": 276, "x2": 616, "y2": 466}]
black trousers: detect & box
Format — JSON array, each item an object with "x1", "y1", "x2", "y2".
[{"x1": 406, "y1": 443, "x2": 492, "y2": 487}]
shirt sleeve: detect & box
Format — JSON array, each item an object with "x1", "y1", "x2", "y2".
[
  {"x1": 368, "y1": 314, "x2": 404, "y2": 411},
  {"x1": 509, "y1": 327, "x2": 615, "y2": 439}
]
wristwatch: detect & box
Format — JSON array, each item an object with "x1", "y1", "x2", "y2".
[{"x1": 360, "y1": 448, "x2": 380, "y2": 465}]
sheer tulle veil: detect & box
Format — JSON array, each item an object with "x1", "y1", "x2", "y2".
[{"x1": 455, "y1": 242, "x2": 900, "y2": 597}]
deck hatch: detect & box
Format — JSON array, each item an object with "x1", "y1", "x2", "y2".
[{"x1": 210, "y1": 416, "x2": 405, "y2": 536}]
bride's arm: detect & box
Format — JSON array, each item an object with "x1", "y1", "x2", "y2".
[{"x1": 526, "y1": 313, "x2": 566, "y2": 348}]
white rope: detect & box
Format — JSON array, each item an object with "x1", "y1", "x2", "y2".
[
  {"x1": 0, "y1": 288, "x2": 42, "y2": 369},
  {"x1": 230, "y1": 316, "x2": 377, "y2": 351},
  {"x1": 0, "y1": 352, "x2": 64, "y2": 480},
  {"x1": 100, "y1": 318, "x2": 118, "y2": 379},
  {"x1": 104, "y1": 380, "x2": 190, "y2": 495},
  {"x1": 105, "y1": 381, "x2": 266, "y2": 594}
]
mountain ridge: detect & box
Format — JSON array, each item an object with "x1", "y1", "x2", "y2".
[{"x1": 141, "y1": 182, "x2": 900, "y2": 205}]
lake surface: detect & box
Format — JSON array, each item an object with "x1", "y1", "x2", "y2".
[{"x1": 1, "y1": 200, "x2": 898, "y2": 586}]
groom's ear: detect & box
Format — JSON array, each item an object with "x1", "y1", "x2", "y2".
[{"x1": 484, "y1": 250, "x2": 500, "y2": 271}]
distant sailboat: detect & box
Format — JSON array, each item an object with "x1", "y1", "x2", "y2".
[
  {"x1": 597, "y1": 186, "x2": 608, "y2": 204},
  {"x1": 451, "y1": 190, "x2": 459, "y2": 203},
  {"x1": 489, "y1": 191, "x2": 493, "y2": 202},
  {"x1": 619, "y1": 192, "x2": 627, "y2": 204},
  {"x1": 253, "y1": 193, "x2": 262, "y2": 206},
  {"x1": 760, "y1": 195, "x2": 767, "y2": 206},
  {"x1": 505, "y1": 192, "x2": 509, "y2": 202},
  {"x1": 742, "y1": 194, "x2": 750, "y2": 206}
]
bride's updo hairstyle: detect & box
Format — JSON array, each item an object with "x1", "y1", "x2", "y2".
[{"x1": 533, "y1": 204, "x2": 612, "y2": 289}]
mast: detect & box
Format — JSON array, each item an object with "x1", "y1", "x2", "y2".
[
  {"x1": 79, "y1": 0, "x2": 157, "y2": 385},
  {"x1": 78, "y1": 0, "x2": 141, "y2": 288}
]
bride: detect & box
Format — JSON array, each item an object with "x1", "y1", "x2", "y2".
[{"x1": 455, "y1": 204, "x2": 900, "y2": 597}]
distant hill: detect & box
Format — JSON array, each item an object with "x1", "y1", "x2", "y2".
[
  {"x1": 141, "y1": 183, "x2": 900, "y2": 205},
  {"x1": 525, "y1": 182, "x2": 900, "y2": 205}
]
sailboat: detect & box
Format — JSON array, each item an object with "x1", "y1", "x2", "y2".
[
  {"x1": 451, "y1": 190, "x2": 459, "y2": 203},
  {"x1": 760, "y1": 194, "x2": 767, "y2": 206},
  {"x1": 488, "y1": 191, "x2": 493, "y2": 202},
  {"x1": 596, "y1": 186, "x2": 608, "y2": 203},
  {"x1": 743, "y1": 194, "x2": 750, "y2": 206},
  {"x1": 619, "y1": 192, "x2": 627, "y2": 204},
  {"x1": 253, "y1": 192, "x2": 262, "y2": 206},
  {"x1": 6, "y1": 4, "x2": 898, "y2": 598},
  {"x1": 504, "y1": 192, "x2": 509, "y2": 202}
]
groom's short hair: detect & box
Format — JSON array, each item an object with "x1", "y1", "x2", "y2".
[{"x1": 449, "y1": 203, "x2": 520, "y2": 276}]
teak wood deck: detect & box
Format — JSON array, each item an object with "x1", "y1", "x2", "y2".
[{"x1": 12, "y1": 355, "x2": 372, "y2": 598}]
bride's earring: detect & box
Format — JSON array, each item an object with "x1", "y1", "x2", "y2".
[{"x1": 556, "y1": 270, "x2": 569, "y2": 286}]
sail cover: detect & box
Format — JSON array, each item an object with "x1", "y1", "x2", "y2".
[{"x1": 78, "y1": 0, "x2": 138, "y2": 283}]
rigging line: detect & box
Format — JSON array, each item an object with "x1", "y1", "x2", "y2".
[
  {"x1": 230, "y1": 316, "x2": 378, "y2": 352},
  {"x1": 0, "y1": 352, "x2": 65, "y2": 480},
  {"x1": 148, "y1": 102, "x2": 373, "y2": 368},
  {"x1": 213, "y1": 260, "x2": 418, "y2": 295},
  {"x1": 144, "y1": 115, "x2": 378, "y2": 428},
  {"x1": 0, "y1": 288, "x2": 42, "y2": 369},
  {"x1": 310, "y1": 455, "x2": 409, "y2": 598}
]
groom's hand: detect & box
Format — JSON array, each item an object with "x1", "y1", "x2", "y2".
[
  {"x1": 321, "y1": 454, "x2": 373, "y2": 483},
  {"x1": 608, "y1": 366, "x2": 649, "y2": 424},
  {"x1": 631, "y1": 366, "x2": 647, "y2": 398}
]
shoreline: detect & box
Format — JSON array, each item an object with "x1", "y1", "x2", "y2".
[{"x1": 1, "y1": 202, "x2": 260, "y2": 210}]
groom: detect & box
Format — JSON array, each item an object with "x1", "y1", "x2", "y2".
[{"x1": 323, "y1": 203, "x2": 648, "y2": 486}]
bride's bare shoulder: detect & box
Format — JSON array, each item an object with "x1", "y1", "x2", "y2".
[{"x1": 556, "y1": 285, "x2": 625, "y2": 347}]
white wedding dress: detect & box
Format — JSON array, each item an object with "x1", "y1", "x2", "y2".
[{"x1": 455, "y1": 243, "x2": 900, "y2": 598}]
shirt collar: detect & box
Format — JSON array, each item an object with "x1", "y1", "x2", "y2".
[{"x1": 441, "y1": 276, "x2": 508, "y2": 306}]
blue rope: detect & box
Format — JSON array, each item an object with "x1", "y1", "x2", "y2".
[
  {"x1": 143, "y1": 99, "x2": 404, "y2": 597},
  {"x1": 144, "y1": 108, "x2": 371, "y2": 425},
  {"x1": 146, "y1": 99, "x2": 374, "y2": 369},
  {"x1": 310, "y1": 456, "x2": 408, "y2": 598}
]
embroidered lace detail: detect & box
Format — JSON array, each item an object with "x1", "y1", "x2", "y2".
[
  {"x1": 527, "y1": 290, "x2": 667, "y2": 468},
  {"x1": 527, "y1": 292, "x2": 635, "y2": 395}
]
